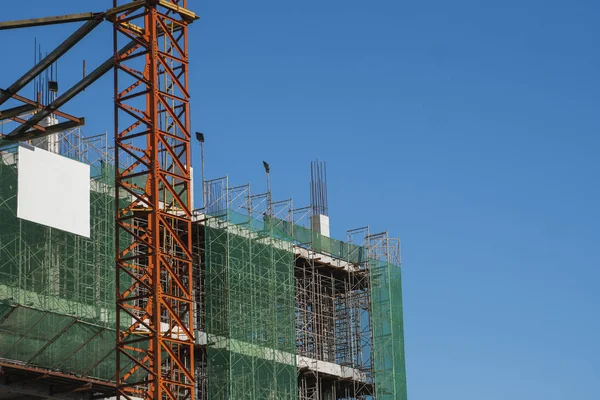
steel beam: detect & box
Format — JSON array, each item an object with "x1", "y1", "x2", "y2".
[
  {"x1": 0, "y1": 361, "x2": 116, "y2": 392},
  {"x1": 0, "y1": 91, "x2": 80, "y2": 123},
  {"x1": 0, "y1": 104, "x2": 38, "y2": 121},
  {"x1": 6, "y1": 119, "x2": 85, "y2": 142},
  {"x1": 7, "y1": 41, "x2": 136, "y2": 139},
  {"x1": 0, "y1": 19, "x2": 103, "y2": 107},
  {"x1": 104, "y1": 0, "x2": 146, "y2": 19},
  {"x1": 0, "y1": 12, "x2": 103, "y2": 30},
  {"x1": 157, "y1": 0, "x2": 199, "y2": 21}
]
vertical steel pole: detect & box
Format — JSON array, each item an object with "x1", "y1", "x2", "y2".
[{"x1": 201, "y1": 140, "x2": 205, "y2": 209}]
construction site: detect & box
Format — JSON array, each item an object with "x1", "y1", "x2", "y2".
[{"x1": 0, "y1": 1, "x2": 407, "y2": 400}]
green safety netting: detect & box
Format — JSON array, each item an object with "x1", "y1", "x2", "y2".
[
  {"x1": 205, "y1": 210, "x2": 297, "y2": 400},
  {"x1": 0, "y1": 303, "x2": 116, "y2": 380},
  {"x1": 370, "y1": 259, "x2": 408, "y2": 400},
  {"x1": 1, "y1": 143, "x2": 408, "y2": 397},
  {"x1": 290, "y1": 222, "x2": 366, "y2": 265},
  {"x1": 225, "y1": 212, "x2": 366, "y2": 265},
  {"x1": 0, "y1": 146, "x2": 117, "y2": 380}
]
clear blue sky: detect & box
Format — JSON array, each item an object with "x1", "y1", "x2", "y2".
[{"x1": 2, "y1": 1, "x2": 599, "y2": 399}]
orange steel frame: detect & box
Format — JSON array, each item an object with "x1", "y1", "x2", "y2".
[{"x1": 112, "y1": 1, "x2": 195, "y2": 399}]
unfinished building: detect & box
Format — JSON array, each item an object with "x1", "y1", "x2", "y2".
[
  {"x1": 194, "y1": 169, "x2": 407, "y2": 400},
  {"x1": 0, "y1": 130, "x2": 407, "y2": 399},
  {"x1": 0, "y1": 1, "x2": 407, "y2": 398}
]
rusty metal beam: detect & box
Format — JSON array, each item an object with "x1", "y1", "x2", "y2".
[
  {"x1": 104, "y1": 0, "x2": 146, "y2": 19},
  {"x1": 0, "y1": 104, "x2": 38, "y2": 121},
  {"x1": 0, "y1": 361, "x2": 116, "y2": 391},
  {"x1": 158, "y1": 0, "x2": 199, "y2": 21},
  {"x1": 7, "y1": 41, "x2": 136, "y2": 139},
  {"x1": 0, "y1": 91, "x2": 80, "y2": 123},
  {"x1": 5, "y1": 119, "x2": 85, "y2": 142},
  {"x1": 0, "y1": 18, "x2": 103, "y2": 107},
  {"x1": 0, "y1": 12, "x2": 104, "y2": 30}
]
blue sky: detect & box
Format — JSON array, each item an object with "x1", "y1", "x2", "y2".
[{"x1": 2, "y1": 1, "x2": 599, "y2": 399}]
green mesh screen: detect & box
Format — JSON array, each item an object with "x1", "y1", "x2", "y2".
[
  {"x1": 0, "y1": 146, "x2": 116, "y2": 380},
  {"x1": 205, "y1": 211, "x2": 297, "y2": 400},
  {"x1": 269, "y1": 217, "x2": 366, "y2": 264},
  {"x1": 1, "y1": 143, "x2": 408, "y2": 394},
  {"x1": 0, "y1": 304, "x2": 116, "y2": 379},
  {"x1": 370, "y1": 259, "x2": 408, "y2": 399}
]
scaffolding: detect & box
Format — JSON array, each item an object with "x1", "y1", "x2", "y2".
[
  {"x1": 204, "y1": 209, "x2": 297, "y2": 400},
  {"x1": 368, "y1": 232, "x2": 407, "y2": 400},
  {"x1": 197, "y1": 176, "x2": 407, "y2": 400},
  {"x1": 0, "y1": 130, "x2": 116, "y2": 381},
  {"x1": 0, "y1": 143, "x2": 408, "y2": 398},
  {"x1": 294, "y1": 219, "x2": 374, "y2": 400},
  {"x1": 0, "y1": 5, "x2": 408, "y2": 398}
]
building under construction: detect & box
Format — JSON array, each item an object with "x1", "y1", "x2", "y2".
[{"x1": 0, "y1": 2, "x2": 407, "y2": 400}]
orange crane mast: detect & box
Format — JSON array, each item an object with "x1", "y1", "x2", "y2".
[
  {"x1": 112, "y1": 1, "x2": 198, "y2": 399},
  {"x1": 0, "y1": 1, "x2": 199, "y2": 399}
]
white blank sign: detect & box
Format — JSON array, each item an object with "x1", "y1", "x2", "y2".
[{"x1": 17, "y1": 145, "x2": 90, "y2": 238}]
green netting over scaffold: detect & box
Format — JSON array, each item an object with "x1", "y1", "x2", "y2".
[
  {"x1": 0, "y1": 144, "x2": 116, "y2": 381},
  {"x1": 370, "y1": 259, "x2": 408, "y2": 400},
  {"x1": 270, "y1": 217, "x2": 367, "y2": 265},
  {"x1": 205, "y1": 210, "x2": 297, "y2": 400}
]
